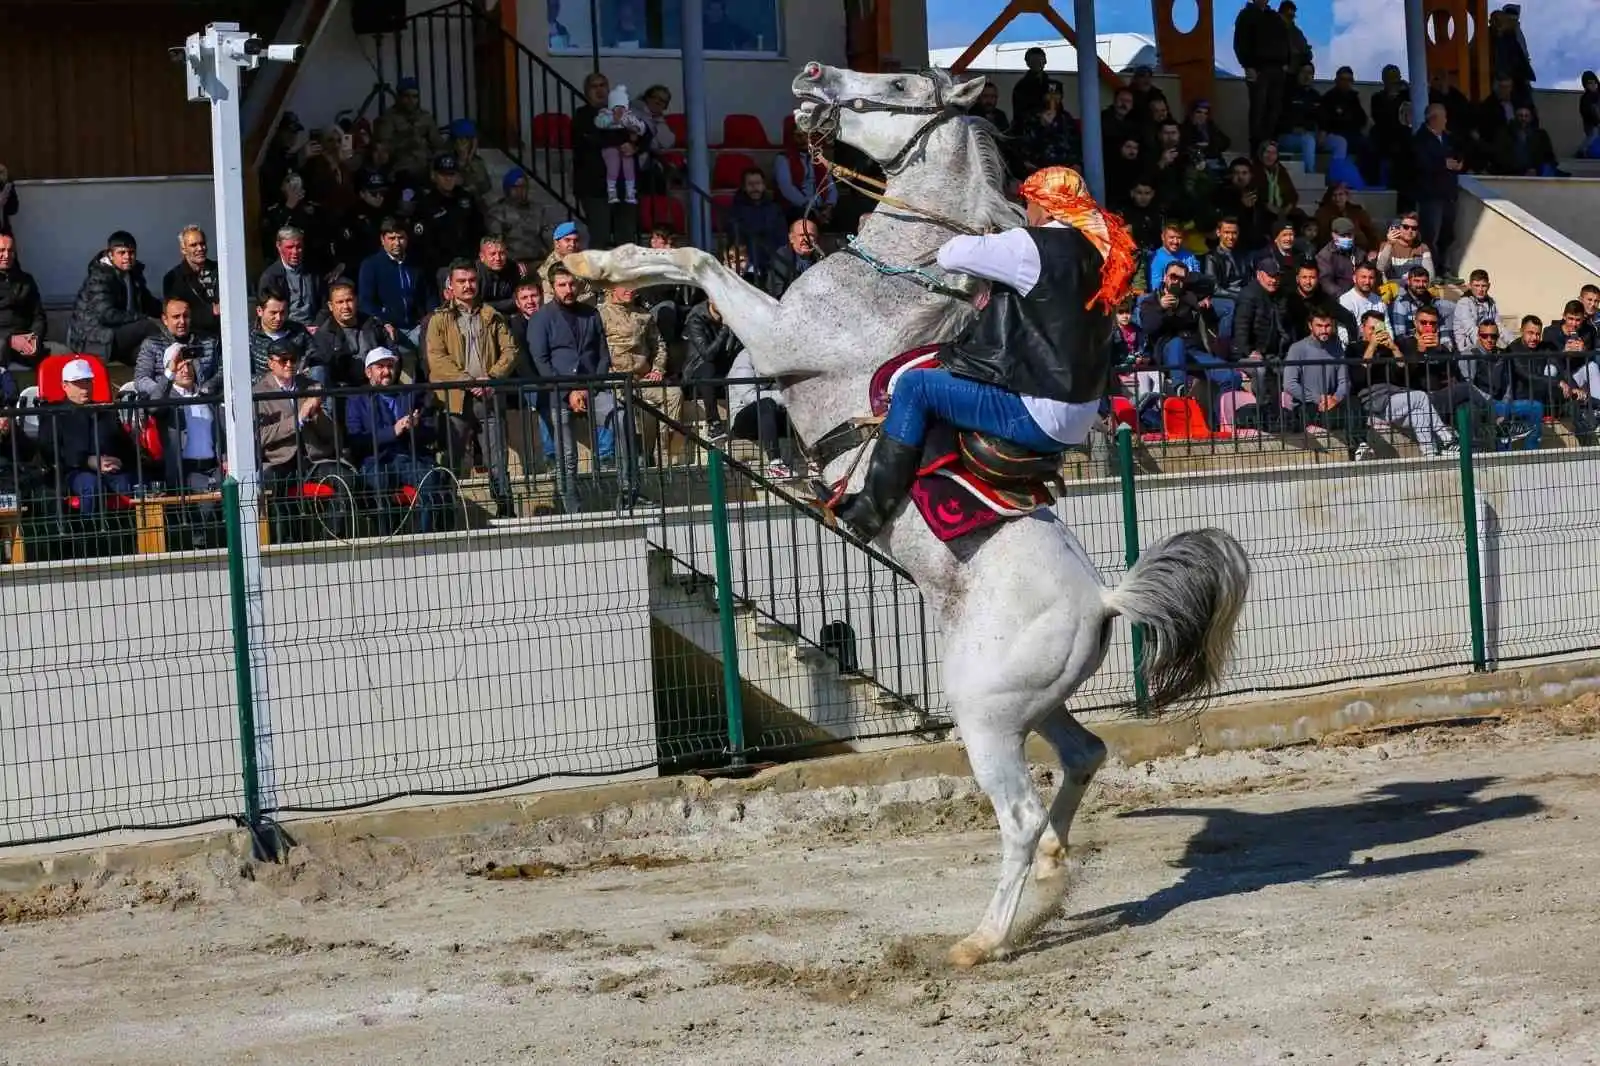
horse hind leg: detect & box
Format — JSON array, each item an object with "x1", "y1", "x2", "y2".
[
  {"x1": 1033, "y1": 708, "x2": 1109, "y2": 881},
  {"x1": 948, "y1": 725, "x2": 1050, "y2": 969}
]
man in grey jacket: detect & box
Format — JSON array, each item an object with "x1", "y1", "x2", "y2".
[
  {"x1": 134, "y1": 298, "x2": 222, "y2": 399},
  {"x1": 1284, "y1": 306, "x2": 1366, "y2": 459}
]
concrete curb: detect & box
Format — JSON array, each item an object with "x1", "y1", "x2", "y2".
[{"x1": 4, "y1": 657, "x2": 1599, "y2": 896}]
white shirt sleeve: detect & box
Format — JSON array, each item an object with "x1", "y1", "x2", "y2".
[{"x1": 935, "y1": 227, "x2": 1044, "y2": 295}]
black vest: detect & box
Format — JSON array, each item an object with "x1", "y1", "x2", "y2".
[{"x1": 939, "y1": 226, "x2": 1114, "y2": 405}]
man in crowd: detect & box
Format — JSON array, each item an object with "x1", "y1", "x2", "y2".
[
  {"x1": 412, "y1": 153, "x2": 485, "y2": 274},
  {"x1": 162, "y1": 225, "x2": 220, "y2": 339},
  {"x1": 540, "y1": 222, "x2": 598, "y2": 306},
  {"x1": 0, "y1": 232, "x2": 47, "y2": 370},
  {"x1": 727, "y1": 167, "x2": 788, "y2": 279},
  {"x1": 358, "y1": 219, "x2": 437, "y2": 352},
  {"x1": 601, "y1": 285, "x2": 683, "y2": 472},
  {"x1": 1101, "y1": 88, "x2": 1141, "y2": 160},
  {"x1": 67, "y1": 230, "x2": 161, "y2": 365},
  {"x1": 572, "y1": 71, "x2": 636, "y2": 250},
  {"x1": 766, "y1": 217, "x2": 824, "y2": 300},
  {"x1": 337, "y1": 170, "x2": 392, "y2": 276},
  {"x1": 1347, "y1": 309, "x2": 1453, "y2": 457},
  {"x1": 135, "y1": 298, "x2": 221, "y2": 400},
  {"x1": 1489, "y1": 103, "x2": 1558, "y2": 176},
  {"x1": 636, "y1": 225, "x2": 694, "y2": 345},
  {"x1": 1414, "y1": 103, "x2": 1465, "y2": 284},
  {"x1": 1461, "y1": 320, "x2": 1542, "y2": 450},
  {"x1": 1011, "y1": 47, "x2": 1051, "y2": 126},
  {"x1": 1315, "y1": 217, "x2": 1362, "y2": 297},
  {"x1": 684, "y1": 296, "x2": 743, "y2": 439},
  {"x1": 1580, "y1": 283, "x2": 1600, "y2": 335},
  {"x1": 1404, "y1": 305, "x2": 1494, "y2": 432},
  {"x1": 1232, "y1": 254, "x2": 1289, "y2": 364},
  {"x1": 1202, "y1": 217, "x2": 1251, "y2": 343},
  {"x1": 157, "y1": 346, "x2": 226, "y2": 518},
  {"x1": 253, "y1": 337, "x2": 342, "y2": 528},
  {"x1": 258, "y1": 225, "x2": 328, "y2": 329},
  {"x1": 1509, "y1": 313, "x2": 1599, "y2": 439},
  {"x1": 1389, "y1": 266, "x2": 1447, "y2": 340},
  {"x1": 310, "y1": 280, "x2": 388, "y2": 387},
  {"x1": 1452, "y1": 269, "x2": 1500, "y2": 355},
  {"x1": 473, "y1": 235, "x2": 521, "y2": 317},
  {"x1": 1148, "y1": 221, "x2": 1200, "y2": 287},
  {"x1": 345, "y1": 347, "x2": 453, "y2": 532},
  {"x1": 487, "y1": 167, "x2": 549, "y2": 265},
  {"x1": 1211, "y1": 158, "x2": 1273, "y2": 250},
  {"x1": 1284, "y1": 261, "x2": 1337, "y2": 344},
  {"x1": 1542, "y1": 298, "x2": 1597, "y2": 354},
  {"x1": 1338, "y1": 262, "x2": 1387, "y2": 334},
  {"x1": 374, "y1": 76, "x2": 446, "y2": 181},
  {"x1": 528, "y1": 264, "x2": 611, "y2": 514},
  {"x1": 260, "y1": 171, "x2": 337, "y2": 274},
  {"x1": 1140, "y1": 260, "x2": 1227, "y2": 393},
  {"x1": 43, "y1": 358, "x2": 135, "y2": 514},
  {"x1": 1284, "y1": 307, "x2": 1364, "y2": 457},
  {"x1": 248, "y1": 290, "x2": 312, "y2": 379},
  {"x1": 1234, "y1": 0, "x2": 1291, "y2": 150},
  {"x1": 426, "y1": 258, "x2": 520, "y2": 518}
]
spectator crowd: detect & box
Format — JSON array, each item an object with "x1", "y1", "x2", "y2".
[{"x1": 1, "y1": 0, "x2": 1597, "y2": 559}]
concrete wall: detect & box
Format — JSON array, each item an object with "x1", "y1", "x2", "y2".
[
  {"x1": 1473, "y1": 176, "x2": 1600, "y2": 262},
  {"x1": 0, "y1": 518, "x2": 658, "y2": 844},
  {"x1": 11, "y1": 177, "x2": 215, "y2": 306},
  {"x1": 1454, "y1": 176, "x2": 1600, "y2": 319}
]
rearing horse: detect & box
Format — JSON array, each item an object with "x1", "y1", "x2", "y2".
[{"x1": 568, "y1": 64, "x2": 1251, "y2": 967}]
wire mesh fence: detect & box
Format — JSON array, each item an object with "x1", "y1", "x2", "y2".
[{"x1": 2, "y1": 356, "x2": 1598, "y2": 850}]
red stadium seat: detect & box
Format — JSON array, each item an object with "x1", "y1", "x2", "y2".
[
  {"x1": 638, "y1": 193, "x2": 686, "y2": 233},
  {"x1": 66, "y1": 493, "x2": 136, "y2": 512},
  {"x1": 37, "y1": 354, "x2": 113, "y2": 404},
  {"x1": 712, "y1": 151, "x2": 758, "y2": 190},
  {"x1": 719, "y1": 113, "x2": 773, "y2": 149},
  {"x1": 395, "y1": 485, "x2": 419, "y2": 506},
  {"x1": 665, "y1": 112, "x2": 688, "y2": 146},
  {"x1": 531, "y1": 112, "x2": 572, "y2": 148},
  {"x1": 282, "y1": 481, "x2": 337, "y2": 501}
]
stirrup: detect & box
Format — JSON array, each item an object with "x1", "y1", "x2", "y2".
[{"x1": 850, "y1": 415, "x2": 885, "y2": 428}]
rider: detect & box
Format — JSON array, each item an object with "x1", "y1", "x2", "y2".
[{"x1": 833, "y1": 166, "x2": 1137, "y2": 539}]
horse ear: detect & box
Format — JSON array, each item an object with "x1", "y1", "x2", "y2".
[
  {"x1": 928, "y1": 66, "x2": 954, "y2": 89},
  {"x1": 946, "y1": 76, "x2": 985, "y2": 110}
]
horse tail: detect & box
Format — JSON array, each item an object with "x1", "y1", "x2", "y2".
[{"x1": 1100, "y1": 528, "x2": 1250, "y2": 717}]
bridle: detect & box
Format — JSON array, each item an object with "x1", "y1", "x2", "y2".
[{"x1": 799, "y1": 65, "x2": 968, "y2": 177}]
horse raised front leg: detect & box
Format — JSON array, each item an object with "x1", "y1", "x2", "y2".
[
  {"x1": 567, "y1": 246, "x2": 816, "y2": 375},
  {"x1": 1032, "y1": 709, "x2": 1108, "y2": 881}
]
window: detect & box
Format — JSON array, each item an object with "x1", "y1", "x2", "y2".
[{"x1": 548, "y1": 0, "x2": 782, "y2": 56}]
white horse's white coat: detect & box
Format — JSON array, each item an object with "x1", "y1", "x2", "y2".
[{"x1": 570, "y1": 65, "x2": 1250, "y2": 966}]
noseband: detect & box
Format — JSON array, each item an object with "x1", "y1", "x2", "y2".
[{"x1": 807, "y1": 70, "x2": 965, "y2": 174}]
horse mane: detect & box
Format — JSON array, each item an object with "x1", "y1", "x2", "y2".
[{"x1": 958, "y1": 116, "x2": 1026, "y2": 232}]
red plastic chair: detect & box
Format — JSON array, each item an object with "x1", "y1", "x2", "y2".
[
  {"x1": 66, "y1": 493, "x2": 136, "y2": 512},
  {"x1": 712, "y1": 152, "x2": 758, "y2": 191},
  {"x1": 282, "y1": 481, "x2": 337, "y2": 501},
  {"x1": 665, "y1": 113, "x2": 688, "y2": 146},
  {"x1": 638, "y1": 193, "x2": 687, "y2": 233},
  {"x1": 710, "y1": 190, "x2": 735, "y2": 230},
  {"x1": 719, "y1": 113, "x2": 773, "y2": 149},
  {"x1": 394, "y1": 485, "x2": 419, "y2": 507},
  {"x1": 531, "y1": 112, "x2": 572, "y2": 148},
  {"x1": 37, "y1": 354, "x2": 113, "y2": 404},
  {"x1": 1161, "y1": 396, "x2": 1215, "y2": 441}
]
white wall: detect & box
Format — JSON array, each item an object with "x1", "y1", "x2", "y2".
[{"x1": 10, "y1": 177, "x2": 215, "y2": 306}]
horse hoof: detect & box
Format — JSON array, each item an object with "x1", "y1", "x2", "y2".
[{"x1": 947, "y1": 937, "x2": 992, "y2": 969}]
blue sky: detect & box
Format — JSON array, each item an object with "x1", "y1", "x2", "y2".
[{"x1": 923, "y1": 1, "x2": 1595, "y2": 86}]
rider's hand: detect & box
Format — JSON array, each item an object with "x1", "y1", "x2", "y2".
[{"x1": 1158, "y1": 292, "x2": 1178, "y2": 310}]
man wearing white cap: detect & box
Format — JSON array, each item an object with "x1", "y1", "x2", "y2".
[
  {"x1": 44, "y1": 358, "x2": 136, "y2": 515},
  {"x1": 345, "y1": 347, "x2": 452, "y2": 532}
]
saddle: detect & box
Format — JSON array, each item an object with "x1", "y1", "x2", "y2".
[{"x1": 855, "y1": 346, "x2": 1060, "y2": 544}]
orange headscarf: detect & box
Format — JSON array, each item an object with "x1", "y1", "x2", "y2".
[{"x1": 1018, "y1": 167, "x2": 1137, "y2": 313}]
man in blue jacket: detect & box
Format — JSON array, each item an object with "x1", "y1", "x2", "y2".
[
  {"x1": 1413, "y1": 103, "x2": 1465, "y2": 284},
  {"x1": 357, "y1": 218, "x2": 436, "y2": 354},
  {"x1": 344, "y1": 347, "x2": 453, "y2": 532},
  {"x1": 526, "y1": 263, "x2": 611, "y2": 513}
]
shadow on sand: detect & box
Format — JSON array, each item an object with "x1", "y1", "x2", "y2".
[{"x1": 1037, "y1": 776, "x2": 1543, "y2": 950}]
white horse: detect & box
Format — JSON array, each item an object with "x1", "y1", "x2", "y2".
[{"x1": 568, "y1": 64, "x2": 1251, "y2": 967}]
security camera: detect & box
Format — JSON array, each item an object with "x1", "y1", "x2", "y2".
[{"x1": 264, "y1": 42, "x2": 303, "y2": 63}]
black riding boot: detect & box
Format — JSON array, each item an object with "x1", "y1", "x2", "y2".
[{"x1": 833, "y1": 437, "x2": 921, "y2": 541}]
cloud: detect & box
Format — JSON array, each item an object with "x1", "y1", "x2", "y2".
[{"x1": 1328, "y1": 0, "x2": 1600, "y2": 84}]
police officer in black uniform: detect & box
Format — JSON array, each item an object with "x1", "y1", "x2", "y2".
[
  {"x1": 336, "y1": 169, "x2": 392, "y2": 278},
  {"x1": 410, "y1": 153, "x2": 484, "y2": 277}
]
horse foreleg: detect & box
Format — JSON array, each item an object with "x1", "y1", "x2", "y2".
[
  {"x1": 1033, "y1": 708, "x2": 1108, "y2": 880},
  {"x1": 948, "y1": 724, "x2": 1049, "y2": 969},
  {"x1": 566, "y1": 245, "x2": 823, "y2": 376}
]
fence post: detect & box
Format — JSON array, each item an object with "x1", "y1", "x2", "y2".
[
  {"x1": 1115, "y1": 426, "x2": 1150, "y2": 711},
  {"x1": 223, "y1": 479, "x2": 279, "y2": 859},
  {"x1": 707, "y1": 450, "x2": 748, "y2": 767},
  {"x1": 1454, "y1": 406, "x2": 1488, "y2": 671}
]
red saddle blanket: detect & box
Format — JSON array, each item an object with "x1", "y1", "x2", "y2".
[{"x1": 864, "y1": 347, "x2": 1053, "y2": 544}]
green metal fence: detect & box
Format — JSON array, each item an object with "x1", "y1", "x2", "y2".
[{"x1": 3, "y1": 375, "x2": 1598, "y2": 852}]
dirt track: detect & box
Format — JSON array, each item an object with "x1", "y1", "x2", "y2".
[{"x1": 5, "y1": 708, "x2": 1600, "y2": 1065}]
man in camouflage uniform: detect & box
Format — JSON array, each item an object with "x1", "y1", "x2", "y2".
[
  {"x1": 486, "y1": 167, "x2": 548, "y2": 266},
  {"x1": 600, "y1": 284, "x2": 683, "y2": 466},
  {"x1": 411, "y1": 153, "x2": 485, "y2": 277},
  {"x1": 374, "y1": 77, "x2": 446, "y2": 181},
  {"x1": 449, "y1": 119, "x2": 494, "y2": 200},
  {"x1": 539, "y1": 221, "x2": 597, "y2": 307}
]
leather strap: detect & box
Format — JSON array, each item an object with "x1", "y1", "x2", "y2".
[{"x1": 809, "y1": 419, "x2": 876, "y2": 471}]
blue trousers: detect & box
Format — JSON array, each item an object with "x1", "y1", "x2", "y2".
[
  {"x1": 1158, "y1": 336, "x2": 1242, "y2": 390},
  {"x1": 66, "y1": 470, "x2": 133, "y2": 515},
  {"x1": 1494, "y1": 398, "x2": 1543, "y2": 450},
  {"x1": 362, "y1": 454, "x2": 451, "y2": 532},
  {"x1": 882, "y1": 369, "x2": 1063, "y2": 453}
]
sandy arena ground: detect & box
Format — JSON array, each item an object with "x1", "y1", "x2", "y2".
[{"x1": 5, "y1": 707, "x2": 1600, "y2": 1065}]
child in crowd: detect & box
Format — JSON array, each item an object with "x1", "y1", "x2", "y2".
[{"x1": 594, "y1": 84, "x2": 648, "y2": 204}]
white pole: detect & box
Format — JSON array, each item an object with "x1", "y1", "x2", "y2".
[
  {"x1": 1405, "y1": 0, "x2": 1429, "y2": 131},
  {"x1": 183, "y1": 22, "x2": 301, "y2": 820}
]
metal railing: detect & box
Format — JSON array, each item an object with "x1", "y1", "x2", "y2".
[{"x1": 4, "y1": 358, "x2": 1600, "y2": 852}]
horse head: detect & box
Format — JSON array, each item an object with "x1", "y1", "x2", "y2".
[{"x1": 792, "y1": 63, "x2": 985, "y2": 173}]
